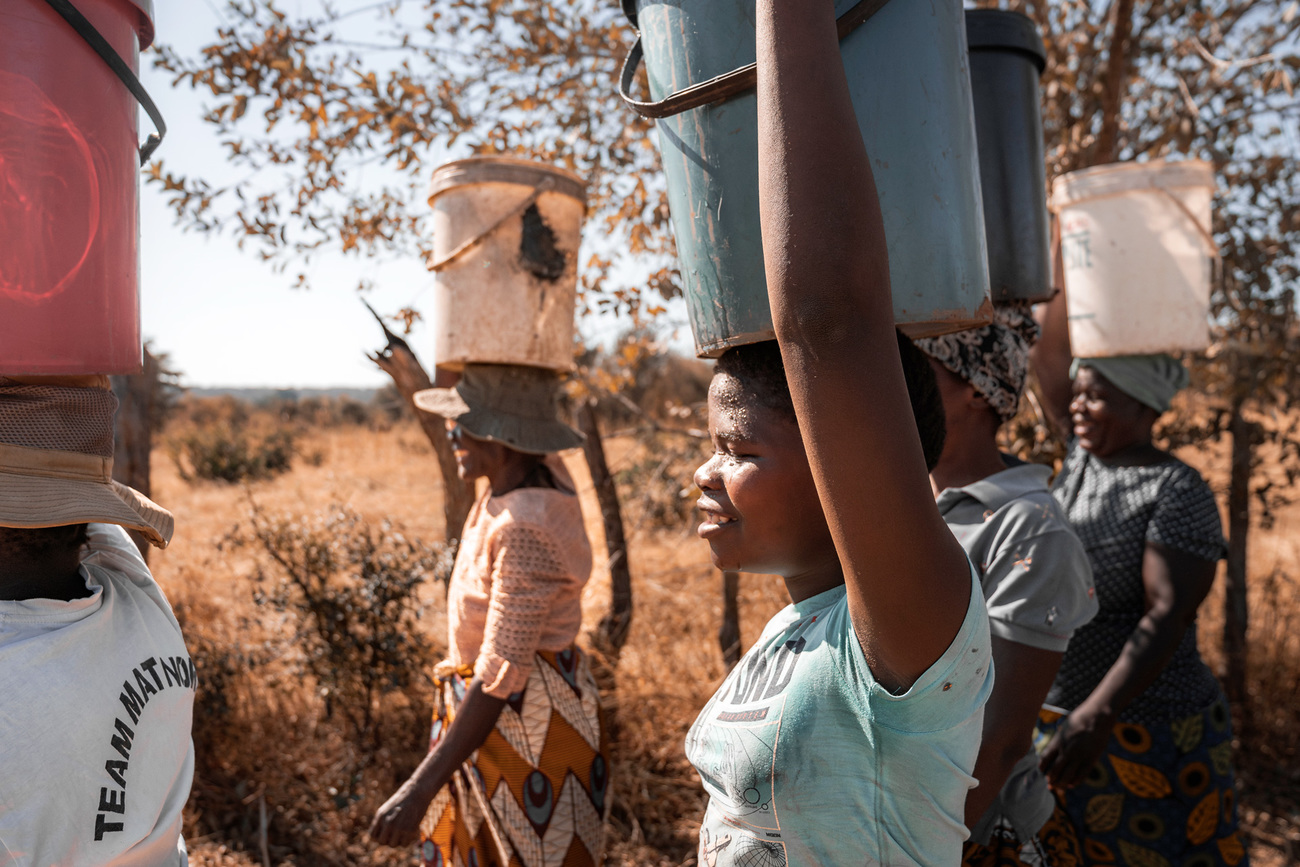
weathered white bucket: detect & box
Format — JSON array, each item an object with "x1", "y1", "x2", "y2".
[
  {"x1": 427, "y1": 158, "x2": 586, "y2": 371},
  {"x1": 1052, "y1": 159, "x2": 1216, "y2": 357}
]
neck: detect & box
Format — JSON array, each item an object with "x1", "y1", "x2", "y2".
[
  {"x1": 780, "y1": 552, "x2": 846, "y2": 604},
  {"x1": 929, "y1": 425, "x2": 1008, "y2": 496},
  {"x1": 487, "y1": 453, "x2": 546, "y2": 496},
  {"x1": 0, "y1": 555, "x2": 89, "y2": 602},
  {"x1": 1092, "y1": 437, "x2": 1164, "y2": 467}
]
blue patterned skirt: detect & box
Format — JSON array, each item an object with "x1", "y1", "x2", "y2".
[{"x1": 1033, "y1": 697, "x2": 1248, "y2": 867}]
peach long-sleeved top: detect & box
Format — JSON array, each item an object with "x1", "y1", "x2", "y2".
[{"x1": 446, "y1": 485, "x2": 593, "y2": 698}]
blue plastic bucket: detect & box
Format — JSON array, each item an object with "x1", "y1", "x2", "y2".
[{"x1": 622, "y1": 0, "x2": 992, "y2": 357}]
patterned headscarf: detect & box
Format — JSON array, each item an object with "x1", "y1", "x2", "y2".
[{"x1": 914, "y1": 303, "x2": 1041, "y2": 422}]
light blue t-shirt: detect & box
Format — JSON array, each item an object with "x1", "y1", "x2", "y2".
[{"x1": 685, "y1": 571, "x2": 993, "y2": 867}]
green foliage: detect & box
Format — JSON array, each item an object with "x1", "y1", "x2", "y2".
[{"x1": 172, "y1": 425, "x2": 296, "y2": 482}]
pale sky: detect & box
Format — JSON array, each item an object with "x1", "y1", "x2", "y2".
[{"x1": 137, "y1": 2, "x2": 688, "y2": 388}]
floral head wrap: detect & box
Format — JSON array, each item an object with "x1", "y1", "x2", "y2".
[{"x1": 914, "y1": 303, "x2": 1040, "y2": 422}]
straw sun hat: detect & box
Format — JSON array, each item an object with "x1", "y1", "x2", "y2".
[
  {"x1": 0, "y1": 375, "x2": 174, "y2": 548},
  {"x1": 413, "y1": 364, "x2": 584, "y2": 455}
]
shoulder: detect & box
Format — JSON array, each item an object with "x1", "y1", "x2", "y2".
[
  {"x1": 862, "y1": 569, "x2": 993, "y2": 731},
  {"x1": 988, "y1": 486, "x2": 1076, "y2": 541},
  {"x1": 488, "y1": 489, "x2": 585, "y2": 535},
  {"x1": 483, "y1": 490, "x2": 592, "y2": 572},
  {"x1": 1155, "y1": 456, "x2": 1215, "y2": 497},
  {"x1": 82, "y1": 524, "x2": 184, "y2": 634}
]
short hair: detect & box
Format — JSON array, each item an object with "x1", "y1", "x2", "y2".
[
  {"x1": 0, "y1": 524, "x2": 89, "y2": 560},
  {"x1": 714, "y1": 334, "x2": 946, "y2": 471}
]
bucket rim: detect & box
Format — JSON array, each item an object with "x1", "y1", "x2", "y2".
[
  {"x1": 123, "y1": 0, "x2": 155, "y2": 50},
  {"x1": 428, "y1": 157, "x2": 587, "y2": 205},
  {"x1": 965, "y1": 9, "x2": 1045, "y2": 72},
  {"x1": 1052, "y1": 159, "x2": 1214, "y2": 208}
]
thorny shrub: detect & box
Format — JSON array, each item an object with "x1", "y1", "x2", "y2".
[
  {"x1": 175, "y1": 504, "x2": 455, "y2": 864},
  {"x1": 172, "y1": 427, "x2": 296, "y2": 483},
  {"x1": 227, "y1": 503, "x2": 455, "y2": 753}
]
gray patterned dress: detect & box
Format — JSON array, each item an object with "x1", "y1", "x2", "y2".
[
  {"x1": 1046, "y1": 443, "x2": 1225, "y2": 721},
  {"x1": 1039, "y1": 442, "x2": 1248, "y2": 866}
]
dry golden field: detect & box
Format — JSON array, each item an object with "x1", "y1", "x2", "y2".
[{"x1": 146, "y1": 403, "x2": 1299, "y2": 866}]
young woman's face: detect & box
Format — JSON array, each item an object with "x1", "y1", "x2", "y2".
[
  {"x1": 1069, "y1": 367, "x2": 1155, "y2": 457},
  {"x1": 692, "y1": 374, "x2": 835, "y2": 575},
  {"x1": 445, "y1": 420, "x2": 506, "y2": 481}
]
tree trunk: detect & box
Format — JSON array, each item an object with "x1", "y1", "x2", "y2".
[
  {"x1": 577, "y1": 399, "x2": 634, "y2": 654},
  {"x1": 719, "y1": 571, "x2": 742, "y2": 671},
  {"x1": 1223, "y1": 398, "x2": 1251, "y2": 713},
  {"x1": 111, "y1": 349, "x2": 158, "y2": 561},
  {"x1": 364, "y1": 302, "x2": 474, "y2": 543},
  {"x1": 1093, "y1": 0, "x2": 1137, "y2": 164}
]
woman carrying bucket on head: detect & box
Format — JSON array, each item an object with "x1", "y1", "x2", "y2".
[
  {"x1": 916, "y1": 307, "x2": 1098, "y2": 867},
  {"x1": 368, "y1": 364, "x2": 610, "y2": 866},
  {"x1": 1029, "y1": 224, "x2": 1248, "y2": 864},
  {"x1": 680, "y1": 0, "x2": 994, "y2": 863}
]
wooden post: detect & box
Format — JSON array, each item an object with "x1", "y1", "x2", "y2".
[
  {"x1": 364, "y1": 302, "x2": 475, "y2": 543},
  {"x1": 719, "y1": 571, "x2": 741, "y2": 671},
  {"x1": 1223, "y1": 395, "x2": 1251, "y2": 714},
  {"x1": 576, "y1": 399, "x2": 634, "y2": 654},
  {"x1": 111, "y1": 349, "x2": 158, "y2": 561}
]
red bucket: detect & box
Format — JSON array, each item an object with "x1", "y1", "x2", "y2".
[{"x1": 0, "y1": 0, "x2": 156, "y2": 374}]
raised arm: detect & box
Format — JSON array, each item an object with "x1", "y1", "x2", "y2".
[
  {"x1": 1030, "y1": 217, "x2": 1074, "y2": 439},
  {"x1": 756, "y1": 0, "x2": 972, "y2": 689}
]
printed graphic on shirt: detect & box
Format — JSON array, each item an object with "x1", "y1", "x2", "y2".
[
  {"x1": 95, "y1": 653, "x2": 197, "y2": 841},
  {"x1": 686, "y1": 617, "x2": 814, "y2": 867}
]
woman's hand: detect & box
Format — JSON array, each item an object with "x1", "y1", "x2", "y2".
[
  {"x1": 1039, "y1": 703, "x2": 1115, "y2": 789},
  {"x1": 369, "y1": 774, "x2": 436, "y2": 847}
]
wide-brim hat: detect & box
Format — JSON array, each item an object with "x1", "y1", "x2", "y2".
[
  {"x1": 413, "y1": 364, "x2": 584, "y2": 455},
  {"x1": 0, "y1": 376, "x2": 174, "y2": 547}
]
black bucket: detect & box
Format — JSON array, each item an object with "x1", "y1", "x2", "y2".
[{"x1": 966, "y1": 10, "x2": 1052, "y2": 304}]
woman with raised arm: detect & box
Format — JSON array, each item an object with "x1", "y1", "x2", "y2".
[
  {"x1": 1029, "y1": 263, "x2": 1248, "y2": 865},
  {"x1": 369, "y1": 364, "x2": 609, "y2": 867},
  {"x1": 683, "y1": 1, "x2": 994, "y2": 864}
]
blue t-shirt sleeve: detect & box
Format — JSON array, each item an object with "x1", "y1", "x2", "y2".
[{"x1": 844, "y1": 567, "x2": 995, "y2": 734}]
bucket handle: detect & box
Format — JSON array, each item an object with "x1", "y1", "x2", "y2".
[
  {"x1": 427, "y1": 177, "x2": 556, "y2": 273},
  {"x1": 1150, "y1": 182, "x2": 1223, "y2": 290},
  {"x1": 43, "y1": 0, "x2": 167, "y2": 164},
  {"x1": 619, "y1": 0, "x2": 894, "y2": 119}
]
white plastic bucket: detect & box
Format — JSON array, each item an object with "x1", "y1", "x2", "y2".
[
  {"x1": 426, "y1": 158, "x2": 586, "y2": 371},
  {"x1": 1052, "y1": 159, "x2": 1216, "y2": 357}
]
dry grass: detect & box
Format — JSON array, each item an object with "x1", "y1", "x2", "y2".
[{"x1": 148, "y1": 405, "x2": 1300, "y2": 865}]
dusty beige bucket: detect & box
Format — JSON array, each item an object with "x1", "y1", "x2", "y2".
[
  {"x1": 1053, "y1": 159, "x2": 1216, "y2": 357},
  {"x1": 426, "y1": 158, "x2": 586, "y2": 371}
]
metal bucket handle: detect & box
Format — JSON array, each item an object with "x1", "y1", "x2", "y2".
[
  {"x1": 619, "y1": 0, "x2": 894, "y2": 120},
  {"x1": 43, "y1": 0, "x2": 167, "y2": 164},
  {"x1": 427, "y1": 176, "x2": 558, "y2": 273}
]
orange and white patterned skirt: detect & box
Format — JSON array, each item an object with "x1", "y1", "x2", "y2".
[{"x1": 419, "y1": 647, "x2": 610, "y2": 867}]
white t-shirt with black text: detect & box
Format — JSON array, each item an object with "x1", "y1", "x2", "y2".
[{"x1": 0, "y1": 524, "x2": 195, "y2": 866}]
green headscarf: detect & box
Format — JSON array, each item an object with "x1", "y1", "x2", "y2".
[{"x1": 1070, "y1": 354, "x2": 1190, "y2": 413}]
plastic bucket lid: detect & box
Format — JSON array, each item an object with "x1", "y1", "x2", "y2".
[
  {"x1": 428, "y1": 157, "x2": 587, "y2": 205},
  {"x1": 1052, "y1": 159, "x2": 1213, "y2": 209},
  {"x1": 965, "y1": 9, "x2": 1045, "y2": 72}
]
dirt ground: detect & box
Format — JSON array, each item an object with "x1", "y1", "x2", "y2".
[{"x1": 148, "y1": 418, "x2": 1299, "y2": 865}]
